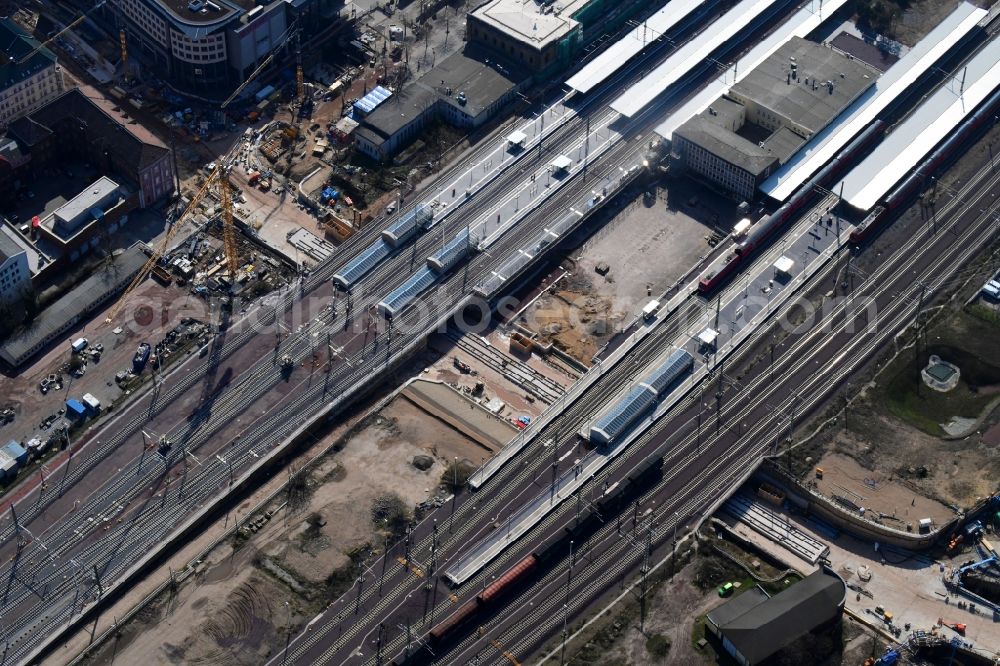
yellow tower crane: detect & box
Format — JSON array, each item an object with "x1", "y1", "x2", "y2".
[
  {"x1": 119, "y1": 29, "x2": 130, "y2": 84},
  {"x1": 295, "y1": 29, "x2": 305, "y2": 102},
  {"x1": 105, "y1": 150, "x2": 242, "y2": 325}
]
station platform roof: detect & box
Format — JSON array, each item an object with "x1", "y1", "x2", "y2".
[
  {"x1": 654, "y1": 0, "x2": 849, "y2": 141},
  {"x1": 610, "y1": 0, "x2": 784, "y2": 118},
  {"x1": 759, "y1": 1, "x2": 986, "y2": 202},
  {"x1": 839, "y1": 36, "x2": 1000, "y2": 211},
  {"x1": 566, "y1": 0, "x2": 705, "y2": 95}
]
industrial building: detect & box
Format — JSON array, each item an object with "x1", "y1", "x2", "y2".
[
  {"x1": 0, "y1": 243, "x2": 149, "y2": 370},
  {"x1": 761, "y1": 2, "x2": 987, "y2": 202},
  {"x1": 706, "y1": 567, "x2": 846, "y2": 665},
  {"x1": 354, "y1": 47, "x2": 526, "y2": 162},
  {"x1": 467, "y1": 0, "x2": 648, "y2": 79},
  {"x1": 670, "y1": 37, "x2": 875, "y2": 200},
  {"x1": 93, "y1": 0, "x2": 338, "y2": 97},
  {"x1": 0, "y1": 18, "x2": 67, "y2": 130},
  {"x1": 654, "y1": 0, "x2": 851, "y2": 142}
]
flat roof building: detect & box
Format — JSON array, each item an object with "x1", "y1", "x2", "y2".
[
  {"x1": 97, "y1": 0, "x2": 337, "y2": 98},
  {"x1": 355, "y1": 47, "x2": 526, "y2": 162},
  {"x1": 0, "y1": 227, "x2": 31, "y2": 307},
  {"x1": 654, "y1": 0, "x2": 853, "y2": 143},
  {"x1": 51, "y1": 177, "x2": 122, "y2": 236},
  {"x1": 760, "y1": 2, "x2": 986, "y2": 201},
  {"x1": 467, "y1": 0, "x2": 649, "y2": 79},
  {"x1": 728, "y1": 37, "x2": 875, "y2": 139},
  {"x1": 670, "y1": 37, "x2": 876, "y2": 200},
  {"x1": 0, "y1": 18, "x2": 66, "y2": 130},
  {"x1": 5, "y1": 87, "x2": 174, "y2": 210}
]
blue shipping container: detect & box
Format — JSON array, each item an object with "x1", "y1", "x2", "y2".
[{"x1": 66, "y1": 399, "x2": 86, "y2": 419}]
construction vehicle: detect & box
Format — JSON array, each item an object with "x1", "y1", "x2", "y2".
[
  {"x1": 873, "y1": 605, "x2": 894, "y2": 624},
  {"x1": 955, "y1": 555, "x2": 997, "y2": 580},
  {"x1": 947, "y1": 520, "x2": 984, "y2": 553},
  {"x1": 938, "y1": 618, "x2": 967, "y2": 636},
  {"x1": 453, "y1": 357, "x2": 471, "y2": 374}
]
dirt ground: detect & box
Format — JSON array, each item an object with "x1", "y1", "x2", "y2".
[
  {"x1": 89, "y1": 390, "x2": 483, "y2": 665},
  {"x1": 559, "y1": 542, "x2": 877, "y2": 666},
  {"x1": 801, "y1": 303, "x2": 1000, "y2": 510},
  {"x1": 521, "y1": 185, "x2": 712, "y2": 363},
  {"x1": 812, "y1": 401, "x2": 998, "y2": 511},
  {"x1": 400, "y1": 379, "x2": 518, "y2": 455},
  {"x1": 809, "y1": 452, "x2": 956, "y2": 529}
]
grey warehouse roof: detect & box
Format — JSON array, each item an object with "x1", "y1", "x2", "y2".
[
  {"x1": 0, "y1": 244, "x2": 150, "y2": 368},
  {"x1": 715, "y1": 568, "x2": 846, "y2": 665},
  {"x1": 53, "y1": 177, "x2": 120, "y2": 227},
  {"x1": 355, "y1": 85, "x2": 440, "y2": 141},
  {"x1": 730, "y1": 37, "x2": 876, "y2": 136},
  {"x1": 675, "y1": 116, "x2": 779, "y2": 177},
  {"x1": 428, "y1": 46, "x2": 525, "y2": 118},
  {"x1": 357, "y1": 48, "x2": 524, "y2": 144},
  {"x1": 706, "y1": 586, "x2": 770, "y2": 629},
  {"x1": 760, "y1": 126, "x2": 805, "y2": 163}
]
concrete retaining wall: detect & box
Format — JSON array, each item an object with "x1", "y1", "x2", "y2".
[{"x1": 756, "y1": 462, "x2": 959, "y2": 550}]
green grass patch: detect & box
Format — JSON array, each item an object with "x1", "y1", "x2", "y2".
[
  {"x1": 690, "y1": 614, "x2": 707, "y2": 647},
  {"x1": 880, "y1": 308, "x2": 1000, "y2": 436},
  {"x1": 967, "y1": 303, "x2": 1000, "y2": 327},
  {"x1": 883, "y1": 358, "x2": 999, "y2": 437}
]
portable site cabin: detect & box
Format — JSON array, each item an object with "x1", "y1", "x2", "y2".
[
  {"x1": 0, "y1": 452, "x2": 15, "y2": 483},
  {"x1": 66, "y1": 399, "x2": 87, "y2": 420},
  {"x1": 3, "y1": 441, "x2": 27, "y2": 465},
  {"x1": 82, "y1": 393, "x2": 101, "y2": 415}
]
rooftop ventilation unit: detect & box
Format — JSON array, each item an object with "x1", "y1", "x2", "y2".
[{"x1": 188, "y1": 0, "x2": 205, "y2": 11}]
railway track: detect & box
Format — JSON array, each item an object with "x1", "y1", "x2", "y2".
[
  {"x1": 318, "y1": 144, "x2": 1000, "y2": 665},
  {"x1": 444, "y1": 328, "x2": 566, "y2": 404}
]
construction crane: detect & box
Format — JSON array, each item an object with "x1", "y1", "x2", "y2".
[
  {"x1": 105, "y1": 149, "x2": 242, "y2": 324},
  {"x1": 221, "y1": 53, "x2": 275, "y2": 109},
  {"x1": 295, "y1": 29, "x2": 305, "y2": 102},
  {"x1": 16, "y1": 13, "x2": 89, "y2": 65},
  {"x1": 119, "y1": 29, "x2": 130, "y2": 84},
  {"x1": 218, "y1": 168, "x2": 238, "y2": 278}
]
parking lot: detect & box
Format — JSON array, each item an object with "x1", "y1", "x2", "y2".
[{"x1": 0, "y1": 277, "x2": 211, "y2": 481}]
